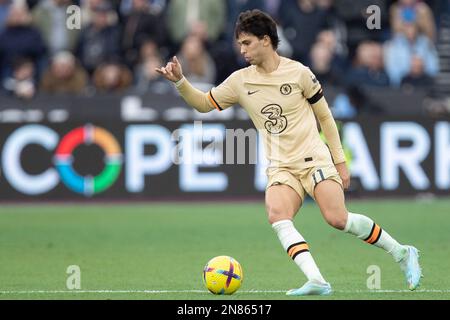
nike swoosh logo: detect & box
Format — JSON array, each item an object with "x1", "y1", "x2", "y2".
[{"x1": 248, "y1": 90, "x2": 259, "y2": 95}]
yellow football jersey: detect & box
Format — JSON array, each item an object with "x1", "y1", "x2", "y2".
[{"x1": 208, "y1": 56, "x2": 335, "y2": 170}]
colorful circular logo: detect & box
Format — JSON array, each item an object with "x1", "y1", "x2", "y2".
[{"x1": 54, "y1": 125, "x2": 122, "y2": 196}]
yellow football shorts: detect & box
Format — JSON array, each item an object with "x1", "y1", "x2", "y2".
[{"x1": 266, "y1": 164, "x2": 343, "y2": 201}]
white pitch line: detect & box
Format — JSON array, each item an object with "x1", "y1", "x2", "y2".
[
  {"x1": 342, "y1": 289, "x2": 450, "y2": 293},
  {"x1": 1, "y1": 289, "x2": 450, "y2": 294}
]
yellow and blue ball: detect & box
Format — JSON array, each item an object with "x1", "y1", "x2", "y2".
[{"x1": 203, "y1": 256, "x2": 243, "y2": 295}]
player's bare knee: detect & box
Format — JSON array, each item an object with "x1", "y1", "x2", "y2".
[
  {"x1": 323, "y1": 211, "x2": 347, "y2": 230},
  {"x1": 268, "y1": 214, "x2": 291, "y2": 225},
  {"x1": 266, "y1": 204, "x2": 292, "y2": 225}
]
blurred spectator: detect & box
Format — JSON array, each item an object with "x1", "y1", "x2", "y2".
[
  {"x1": 80, "y1": 0, "x2": 119, "y2": 27},
  {"x1": 2, "y1": 57, "x2": 36, "y2": 100},
  {"x1": 0, "y1": 0, "x2": 11, "y2": 33},
  {"x1": 211, "y1": 36, "x2": 248, "y2": 84},
  {"x1": 276, "y1": 25, "x2": 294, "y2": 58},
  {"x1": 0, "y1": 3, "x2": 46, "y2": 81},
  {"x1": 315, "y1": 0, "x2": 348, "y2": 57},
  {"x1": 333, "y1": 0, "x2": 388, "y2": 54},
  {"x1": 76, "y1": 1, "x2": 121, "y2": 74},
  {"x1": 309, "y1": 41, "x2": 342, "y2": 86},
  {"x1": 138, "y1": 38, "x2": 159, "y2": 60},
  {"x1": 240, "y1": 0, "x2": 282, "y2": 20},
  {"x1": 224, "y1": 0, "x2": 244, "y2": 45},
  {"x1": 32, "y1": 0, "x2": 80, "y2": 55},
  {"x1": 176, "y1": 35, "x2": 216, "y2": 86},
  {"x1": 120, "y1": 0, "x2": 167, "y2": 16},
  {"x1": 279, "y1": 0, "x2": 328, "y2": 63},
  {"x1": 93, "y1": 61, "x2": 133, "y2": 93},
  {"x1": 121, "y1": 0, "x2": 167, "y2": 67},
  {"x1": 346, "y1": 41, "x2": 389, "y2": 87},
  {"x1": 390, "y1": 0, "x2": 437, "y2": 42},
  {"x1": 134, "y1": 40, "x2": 173, "y2": 94},
  {"x1": 400, "y1": 55, "x2": 434, "y2": 89},
  {"x1": 40, "y1": 51, "x2": 88, "y2": 95},
  {"x1": 384, "y1": 22, "x2": 439, "y2": 86},
  {"x1": 166, "y1": 0, "x2": 226, "y2": 46},
  {"x1": 316, "y1": 29, "x2": 346, "y2": 59},
  {"x1": 307, "y1": 30, "x2": 348, "y2": 85},
  {"x1": 26, "y1": 0, "x2": 40, "y2": 9}
]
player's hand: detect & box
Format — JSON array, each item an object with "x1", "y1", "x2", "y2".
[
  {"x1": 335, "y1": 162, "x2": 350, "y2": 189},
  {"x1": 155, "y1": 56, "x2": 183, "y2": 83}
]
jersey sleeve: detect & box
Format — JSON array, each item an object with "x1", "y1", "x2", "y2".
[
  {"x1": 299, "y1": 66, "x2": 323, "y2": 105},
  {"x1": 208, "y1": 71, "x2": 240, "y2": 111}
]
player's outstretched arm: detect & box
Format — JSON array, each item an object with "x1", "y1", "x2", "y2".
[{"x1": 156, "y1": 56, "x2": 214, "y2": 113}]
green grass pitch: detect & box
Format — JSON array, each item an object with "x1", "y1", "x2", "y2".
[{"x1": 0, "y1": 199, "x2": 449, "y2": 300}]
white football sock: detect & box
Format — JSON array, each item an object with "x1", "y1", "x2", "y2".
[
  {"x1": 344, "y1": 212, "x2": 407, "y2": 262},
  {"x1": 272, "y1": 219, "x2": 326, "y2": 283}
]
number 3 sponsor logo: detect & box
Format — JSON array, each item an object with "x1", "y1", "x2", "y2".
[{"x1": 261, "y1": 104, "x2": 288, "y2": 134}]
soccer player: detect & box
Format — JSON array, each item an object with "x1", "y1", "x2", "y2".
[{"x1": 156, "y1": 10, "x2": 422, "y2": 296}]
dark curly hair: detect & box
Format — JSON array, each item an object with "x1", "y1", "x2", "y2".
[{"x1": 234, "y1": 9, "x2": 280, "y2": 50}]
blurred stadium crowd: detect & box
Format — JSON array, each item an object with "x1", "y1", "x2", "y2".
[{"x1": 0, "y1": 0, "x2": 448, "y2": 105}]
